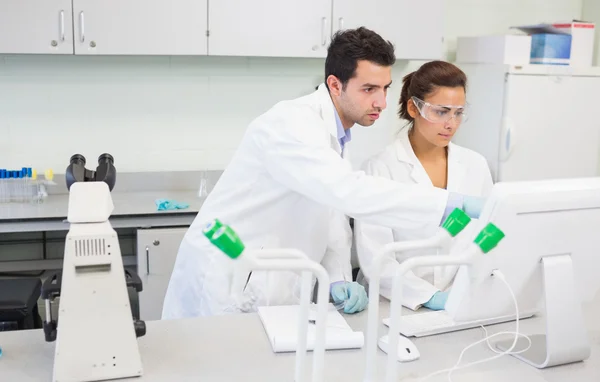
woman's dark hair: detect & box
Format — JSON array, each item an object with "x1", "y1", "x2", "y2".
[
  {"x1": 325, "y1": 27, "x2": 396, "y2": 90},
  {"x1": 398, "y1": 61, "x2": 467, "y2": 122}
]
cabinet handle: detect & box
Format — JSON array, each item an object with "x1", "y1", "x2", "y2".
[
  {"x1": 145, "y1": 246, "x2": 150, "y2": 275},
  {"x1": 59, "y1": 10, "x2": 65, "y2": 42},
  {"x1": 79, "y1": 11, "x2": 85, "y2": 43},
  {"x1": 338, "y1": 17, "x2": 344, "y2": 30},
  {"x1": 321, "y1": 17, "x2": 328, "y2": 46}
]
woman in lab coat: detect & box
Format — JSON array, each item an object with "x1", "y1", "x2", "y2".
[{"x1": 354, "y1": 61, "x2": 493, "y2": 311}]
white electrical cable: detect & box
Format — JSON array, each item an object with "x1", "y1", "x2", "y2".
[{"x1": 419, "y1": 269, "x2": 532, "y2": 382}]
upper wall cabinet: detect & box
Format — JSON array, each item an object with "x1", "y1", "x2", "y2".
[
  {"x1": 0, "y1": 0, "x2": 74, "y2": 54},
  {"x1": 208, "y1": 0, "x2": 332, "y2": 58},
  {"x1": 72, "y1": 0, "x2": 208, "y2": 55},
  {"x1": 332, "y1": 0, "x2": 445, "y2": 60},
  {"x1": 0, "y1": 0, "x2": 444, "y2": 59}
]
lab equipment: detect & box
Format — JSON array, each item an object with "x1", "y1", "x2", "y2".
[
  {"x1": 330, "y1": 281, "x2": 368, "y2": 314},
  {"x1": 411, "y1": 96, "x2": 469, "y2": 124},
  {"x1": 452, "y1": 63, "x2": 600, "y2": 182},
  {"x1": 66, "y1": 153, "x2": 116, "y2": 190},
  {"x1": 0, "y1": 167, "x2": 50, "y2": 204},
  {"x1": 444, "y1": 177, "x2": 600, "y2": 369},
  {"x1": 198, "y1": 170, "x2": 209, "y2": 198},
  {"x1": 422, "y1": 290, "x2": 448, "y2": 311},
  {"x1": 162, "y1": 83, "x2": 450, "y2": 318},
  {"x1": 41, "y1": 154, "x2": 145, "y2": 382},
  {"x1": 378, "y1": 223, "x2": 504, "y2": 382},
  {"x1": 204, "y1": 220, "x2": 331, "y2": 382},
  {"x1": 155, "y1": 199, "x2": 190, "y2": 211},
  {"x1": 377, "y1": 334, "x2": 420, "y2": 362},
  {"x1": 362, "y1": 208, "x2": 472, "y2": 381}
]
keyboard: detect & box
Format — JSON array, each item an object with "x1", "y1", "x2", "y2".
[{"x1": 383, "y1": 310, "x2": 536, "y2": 338}]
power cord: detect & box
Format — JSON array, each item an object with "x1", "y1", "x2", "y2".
[{"x1": 419, "y1": 269, "x2": 532, "y2": 382}]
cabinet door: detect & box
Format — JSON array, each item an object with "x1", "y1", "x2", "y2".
[
  {"x1": 208, "y1": 0, "x2": 332, "y2": 58},
  {"x1": 332, "y1": 0, "x2": 444, "y2": 60},
  {"x1": 72, "y1": 0, "x2": 208, "y2": 55},
  {"x1": 0, "y1": 0, "x2": 74, "y2": 54},
  {"x1": 136, "y1": 227, "x2": 187, "y2": 321}
]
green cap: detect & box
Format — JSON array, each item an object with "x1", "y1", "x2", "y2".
[
  {"x1": 474, "y1": 223, "x2": 505, "y2": 254},
  {"x1": 441, "y1": 208, "x2": 471, "y2": 237},
  {"x1": 203, "y1": 219, "x2": 224, "y2": 240},
  {"x1": 209, "y1": 225, "x2": 245, "y2": 259}
]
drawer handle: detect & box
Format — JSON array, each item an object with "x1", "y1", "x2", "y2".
[{"x1": 145, "y1": 246, "x2": 150, "y2": 275}]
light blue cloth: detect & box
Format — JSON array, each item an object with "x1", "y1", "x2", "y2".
[
  {"x1": 423, "y1": 291, "x2": 449, "y2": 311},
  {"x1": 333, "y1": 106, "x2": 352, "y2": 152},
  {"x1": 155, "y1": 199, "x2": 190, "y2": 211},
  {"x1": 331, "y1": 281, "x2": 368, "y2": 314}
]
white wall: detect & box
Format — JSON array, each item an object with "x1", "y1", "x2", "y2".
[
  {"x1": 0, "y1": 0, "x2": 582, "y2": 173},
  {"x1": 583, "y1": 0, "x2": 600, "y2": 65}
]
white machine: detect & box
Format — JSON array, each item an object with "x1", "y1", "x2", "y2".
[
  {"x1": 364, "y1": 177, "x2": 600, "y2": 382},
  {"x1": 445, "y1": 177, "x2": 600, "y2": 368},
  {"x1": 42, "y1": 154, "x2": 145, "y2": 382},
  {"x1": 204, "y1": 221, "x2": 332, "y2": 382},
  {"x1": 452, "y1": 64, "x2": 600, "y2": 182}
]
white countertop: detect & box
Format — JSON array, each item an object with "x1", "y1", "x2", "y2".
[
  {"x1": 0, "y1": 191, "x2": 202, "y2": 221},
  {"x1": 1, "y1": 300, "x2": 599, "y2": 381}
]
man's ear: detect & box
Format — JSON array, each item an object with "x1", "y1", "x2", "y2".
[{"x1": 326, "y1": 75, "x2": 343, "y2": 97}]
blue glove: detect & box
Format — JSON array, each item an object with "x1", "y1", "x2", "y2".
[
  {"x1": 462, "y1": 195, "x2": 486, "y2": 219},
  {"x1": 155, "y1": 199, "x2": 190, "y2": 211},
  {"x1": 423, "y1": 291, "x2": 448, "y2": 311},
  {"x1": 330, "y1": 282, "x2": 368, "y2": 314},
  {"x1": 443, "y1": 193, "x2": 486, "y2": 223}
]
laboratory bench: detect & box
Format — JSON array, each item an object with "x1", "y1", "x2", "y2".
[
  {"x1": 1, "y1": 299, "x2": 599, "y2": 382},
  {"x1": 0, "y1": 190, "x2": 202, "y2": 234}
]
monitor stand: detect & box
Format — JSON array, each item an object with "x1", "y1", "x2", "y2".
[{"x1": 496, "y1": 254, "x2": 590, "y2": 368}]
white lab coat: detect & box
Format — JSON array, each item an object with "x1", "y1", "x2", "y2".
[
  {"x1": 161, "y1": 84, "x2": 450, "y2": 318},
  {"x1": 354, "y1": 128, "x2": 493, "y2": 310}
]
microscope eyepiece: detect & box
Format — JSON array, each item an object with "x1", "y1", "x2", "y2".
[
  {"x1": 70, "y1": 154, "x2": 86, "y2": 166},
  {"x1": 98, "y1": 153, "x2": 114, "y2": 165}
]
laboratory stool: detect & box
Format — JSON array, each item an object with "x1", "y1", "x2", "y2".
[{"x1": 0, "y1": 278, "x2": 43, "y2": 331}]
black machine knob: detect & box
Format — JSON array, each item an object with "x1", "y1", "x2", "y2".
[{"x1": 134, "y1": 320, "x2": 146, "y2": 338}]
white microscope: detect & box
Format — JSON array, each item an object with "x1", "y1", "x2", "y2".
[{"x1": 42, "y1": 154, "x2": 145, "y2": 382}]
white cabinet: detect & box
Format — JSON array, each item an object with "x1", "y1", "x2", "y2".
[
  {"x1": 0, "y1": 0, "x2": 74, "y2": 54},
  {"x1": 332, "y1": 0, "x2": 444, "y2": 60},
  {"x1": 208, "y1": 0, "x2": 332, "y2": 58},
  {"x1": 136, "y1": 227, "x2": 186, "y2": 321},
  {"x1": 72, "y1": 0, "x2": 208, "y2": 55},
  {"x1": 0, "y1": 0, "x2": 443, "y2": 58}
]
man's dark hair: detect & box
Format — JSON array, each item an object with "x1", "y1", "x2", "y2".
[{"x1": 325, "y1": 27, "x2": 395, "y2": 91}]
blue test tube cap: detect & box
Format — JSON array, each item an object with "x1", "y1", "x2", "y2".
[
  {"x1": 27, "y1": 168, "x2": 32, "y2": 177},
  {"x1": 21, "y1": 167, "x2": 27, "y2": 177}
]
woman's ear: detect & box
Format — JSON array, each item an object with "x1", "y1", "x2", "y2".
[{"x1": 407, "y1": 98, "x2": 419, "y2": 119}]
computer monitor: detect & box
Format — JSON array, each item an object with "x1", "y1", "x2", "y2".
[{"x1": 445, "y1": 177, "x2": 600, "y2": 368}]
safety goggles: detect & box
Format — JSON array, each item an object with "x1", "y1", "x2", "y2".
[{"x1": 411, "y1": 96, "x2": 469, "y2": 124}]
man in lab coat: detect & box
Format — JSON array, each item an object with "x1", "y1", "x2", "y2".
[{"x1": 162, "y1": 27, "x2": 482, "y2": 318}]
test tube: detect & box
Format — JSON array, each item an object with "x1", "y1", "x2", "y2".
[
  {"x1": 0, "y1": 170, "x2": 5, "y2": 203},
  {"x1": 7, "y1": 171, "x2": 12, "y2": 202},
  {"x1": 22, "y1": 167, "x2": 27, "y2": 203},
  {"x1": 16, "y1": 171, "x2": 22, "y2": 202}
]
